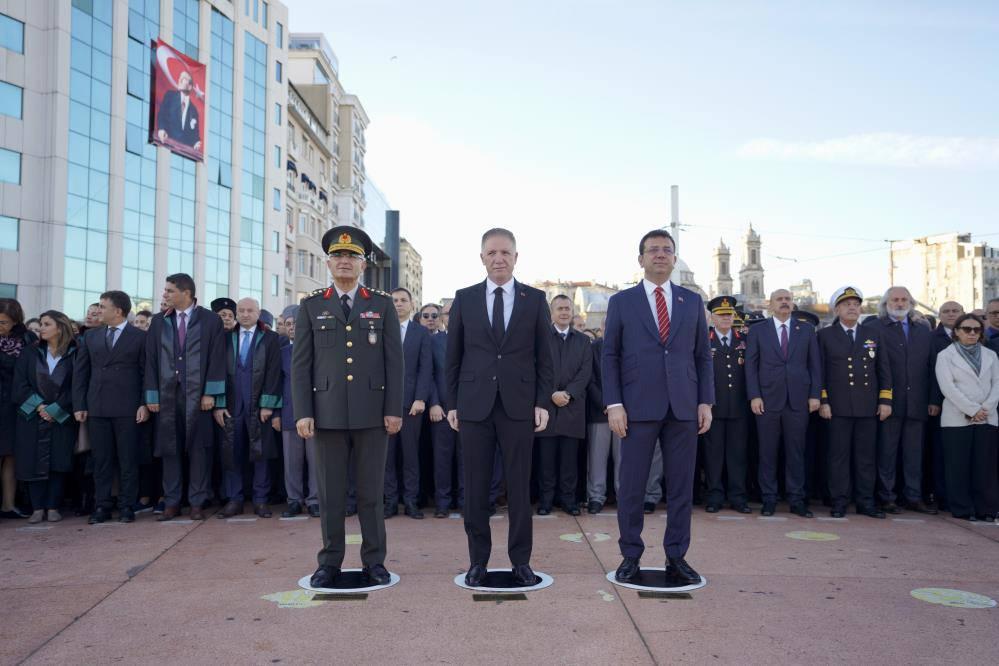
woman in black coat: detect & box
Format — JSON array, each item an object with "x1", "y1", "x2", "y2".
[
  {"x1": 12, "y1": 310, "x2": 79, "y2": 523},
  {"x1": 0, "y1": 298, "x2": 35, "y2": 519}
]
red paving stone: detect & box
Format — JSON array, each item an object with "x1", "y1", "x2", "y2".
[{"x1": 2, "y1": 506, "x2": 997, "y2": 664}]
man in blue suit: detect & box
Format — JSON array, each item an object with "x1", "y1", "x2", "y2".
[
  {"x1": 604, "y1": 229, "x2": 714, "y2": 586},
  {"x1": 745, "y1": 289, "x2": 823, "y2": 517},
  {"x1": 384, "y1": 288, "x2": 433, "y2": 519}
]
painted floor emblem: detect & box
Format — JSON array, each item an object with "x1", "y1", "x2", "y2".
[
  {"x1": 785, "y1": 530, "x2": 839, "y2": 541},
  {"x1": 910, "y1": 588, "x2": 997, "y2": 609},
  {"x1": 261, "y1": 590, "x2": 326, "y2": 609}
]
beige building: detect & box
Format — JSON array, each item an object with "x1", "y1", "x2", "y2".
[
  {"x1": 890, "y1": 233, "x2": 999, "y2": 311},
  {"x1": 398, "y1": 237, "x2": 423, "y2": 307},
  {"x1": 533, "y1": 280, "x2": 618, "y2": 332}
]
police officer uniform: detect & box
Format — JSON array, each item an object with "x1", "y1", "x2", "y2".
[
  {"x1": 817, "y1": 287, "x2": 892, "y2": 518},
  {"x1": 291, "y1": 226, "x2": 404, "y2": 587},
  {"x1": 704, "y1": 297, "x2": 751, "y2": 513}
]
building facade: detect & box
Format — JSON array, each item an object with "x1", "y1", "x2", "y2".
[
  {"x1": 398, "y1": 237, "x2": 422, "y2": 307},
  {"x1": 738, "y1": 224, "x2": 765, "y2": 308},
  {"x1": 711, "y1": 238, "x2": 733, "y2": 298},
  {"x1": 790, "y1": 278, "x2": 818, "y2": 307},
  {"x1": 890, "y1": 233, "x2": 999, "y2": 311},
  {"x1": 533, "y1": 280, "x2": 618, "y2": 333},
  {"x1": 0, "y1": 0, "x2": 290, "y2": 318}
]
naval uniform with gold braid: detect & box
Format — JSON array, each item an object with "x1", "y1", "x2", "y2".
[
  {"x1": 291, "y1": 284, "x2": 403, "y2": 569},
  {"x1": 817, "y1": 324, "x2": 892, "y2": 515}
]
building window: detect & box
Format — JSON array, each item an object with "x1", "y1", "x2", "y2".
[
  {"x1": 173, "y1": 0, "x2": 200, "y2": 60},
  {"x1": 0, "y1": 81, "x2": 22, "y2": 119},
  {"x1": 276, "y1": 21, "x2": 283, "y2": 48},
  {"x1": 262, "y1": 1, "x2": 268, "y2": 28},
  {"x1": 271, "y1": 273, "x2": 278, "y2": 296},
  {"x1": 274, "y1": 145, "x2": 281, "y2": 169},
  {"x1": 273, "y1": 187, "x2": 281, "y2": 210},
  {"x1": 275, "y1": 60, "x2": 282, "y2": 83},
  {"x1": 274, "y1": 102, "x2": 281, "y2": 125},
  {"x1": 271, "y1": 230, "x2": 280, "y2": 252},
  {"x1": 0, "y1": 215, "x2": 17, "y2": 250},
  {"x1": 0, "y1": 147, "x2": 20, "y2": 183},
  {"x1": 314, "y1": 63, "x2": 329, "y2": 85},
  {"x1": 0, "y1": 13, "x2": 24, "y2": 53},
  {"x1": 240, "y1": 32, "x2": 268, "y2": 302}
]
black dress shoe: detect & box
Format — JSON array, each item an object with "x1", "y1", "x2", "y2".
[
  {"x1": 537, "y1": 505, "x2": 551, "y2": 516},
  {"x1": 586, "y1": 500, "x2": 604, "y2": 514},
  {"x1": 830, "y1": 508, "x2": 846, "y2": 518},
  {"x1": 308, "y1": 504, "x2": 321, "y2": 518},
  {"x1": 384, "y1": 503, "x2": 398, "y2": 519},
  {"x1": 909, "y1": 500, "x2": 938, "y2": 515},
  {"x1": 789, "y1": 503, "x2": 814, "y2": 518},
  {"x1": 665, "y1": 556, "x2": 701, "y2": 585},
  {"x1": 118, "y1": 507, "x2": 135, "y2": 523},
  {"x1": 615, "y1": 557, "x2": 641, "y2": 583},
  {"x1": 281, "y1": 501, "x2": 303, "y2": 518},
  {"x1": 434, "y1": 507, "x2": 448, "y2": 518},
  {"x1": 733, "y1": 504, "x2": 752, "y2": 514},
  {"x1": 489, "y1": 503, "x2": 497, "y2": 516},
  {"x1": 882, "y1": 502, "x2": 903, "y2": 515},
  {"x1": 364, "y1": 563, "x2": 391, "y2": 586},
  {"x1": 464, "y1": 564, "x2": 487, "y2": 587},
  {"x1": 761, "y1": 502, "x2": 776, "y2": 516},
  {"x1": 512, "y1": 564, "x2": 541, "y2": 587},
  {"x1": 343, "y1": 504, "x2": 355, "y2": 517},
  {"x1": 858, "y1": 506, "x2": 886, "y2": 519},
  {"x1": 404, "y1": 502, "x2": 424, "y2": 519},
  {"x1": 89, "y1": 507, "x2": 111, "y2": 524},
  {"x1": 564, "y1": 504, "x2": 581, "y2": 516},
  {"x1": 643, "y1": 502, "x2": 656, "y2": 514},
  {"x1": 705, "y1": 504, "x2": 721, "y2": 513},
  {"x1": 310, "y1": 565, "x2": 340, "y2": 588}
]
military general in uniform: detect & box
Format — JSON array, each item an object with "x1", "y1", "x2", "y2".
[{"x1": 292, "y1": 226, "x2": 403, "y2": 588}]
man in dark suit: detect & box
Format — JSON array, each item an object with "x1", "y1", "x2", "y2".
[
  {"x1": 927, "y1": 300, "x2": 964, "y2": 510},
  {"x1": 604, "y1": 229, "x2": 714, "y2": 586},
  {"x1": 145, "y1": 274, "x2": 226, "y2": 521},
  {"x1": 73, "y1": 290, "x2": 148, "y2": 524},
  {"x1": 704, "y1": 296, "x2": 751, "y2": 514},
  {"x1": 425, "y1": 304, "x2": 463, "y2": 518},
  {"x1": 445, "y1": 228, "x2": 554, "y2": 588},
  {"x1": 213, "y1": 298, "x2": 283, "y2": 518},
  {"x1": 536, "y1": 295, "x2": 592, "y2": 516},
  {"x1": 384, "y1": 287, "x2": 433, "y2": 519},
  {"x1": 293, "y1": 226, "x2": 403, "y2": 588},
  {"x1": 746, "y1": 288, "x2": 823, "y2": 517},
  {"x1": 818, "y1": 287, "x2": 893, "y2": 518},
  {"x1": 864, "y1": 287, "x2": 939, "y2": 514},
  {"x1": 156, "y1": 70, "x2": 201, "y2": 150}
]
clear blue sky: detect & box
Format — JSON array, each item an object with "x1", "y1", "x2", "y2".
[{"x1": 286, "y1": 0, "x2": 999, "y2": 306}]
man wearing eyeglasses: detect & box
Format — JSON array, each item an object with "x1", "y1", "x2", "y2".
[
  {"x1": 419, "y1": 304, "x2": 441, "y2": 334},
  {"x1": 604, "y1": 229, "x2": 713, "y2": 587},
  {"x1": 292, "y1": 226, "x2": 404, "y2": 590},
  {"x1": 986, "y1": 298, "x2": 999, "y2": 341}
]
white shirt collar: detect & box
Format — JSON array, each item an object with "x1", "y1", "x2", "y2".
[
  {"x1": 333, "y1": 283, "x2": 359, "y2": 302},
  {"x1": 642, "y1": 278, "x2": 672, "y2": 298},
  {"x1": 839, "y1": 321, "x2": 858, "y2": 334},
  {"x1": 554, "y1": 324, "x2": 571, "y2": 336},
  {"x1": 400, "y1": 319, "x2": 410, "y2": 331},
  {"x1": 240, "y1": 324, "x2": 257, "y2": 336},
  {"x1": 177, "y1": 303, "x2": 195, "y2": 320},
  {"x1": 486, "y1": 278, "x2": 514, "y2": 296},
  {"x1": 716, "y1": 329, "x2": 731, "y2": 342},
  {"x1": 773, "y1": 316, "x2": 791, "y2": 335},
  {"x1": 108, "y1": 321, "x2": 126, "y2": 332}
]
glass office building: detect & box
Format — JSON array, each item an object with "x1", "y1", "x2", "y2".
[{"x1": 0, "y1": 0, "x2": 289, "y2": 317}]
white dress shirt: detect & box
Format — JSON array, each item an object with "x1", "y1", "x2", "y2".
[
  {"x1": 839, "y1": 322, "x2": 858, "y2": 339},
  {"x1": 238, "y1": 324, "x2": 257, "y2": 357},
  {"x1": 642, "y1": 278, "x2": 673, "y2": 329},
  {"x1": 175, "y1": 302, "x2": 196, "y2": 332},
  {"x1": 554, "y1": 324, "x2": 570, "y2": 339},
  {"x1": 717, "y1": 330, "x2": 732, "y2": 346},
  {"x1": 334, "y1": 284, "x2": 360, "y2": 311},
  {"x1": 773, "y1": 315, "x2": 792, "y2": 344},
  {"x1": 400, "y1": 319, "x2": 410, "y2": 343},
  {"x1": 46, "y1": 350, "x2": 61, "y2": 375},
  {"x1": 106, "y1": 321, "x2": 127, "y2": 347},
  {"x1": 486, "y1": 278, "x2": 514, "y2": 328}
]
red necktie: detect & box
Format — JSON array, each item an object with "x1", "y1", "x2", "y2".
[{"x1": 654, "y1": 287, "x2": 670, "y2": 342}]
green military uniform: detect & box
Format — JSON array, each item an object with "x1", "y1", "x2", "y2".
[{"x1": 291, "y1": 227, "x2": 403, "y2": 573}]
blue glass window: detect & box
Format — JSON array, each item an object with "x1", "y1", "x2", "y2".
[
  {"x1": 0, "y1": 148, "x2": 20, "y2": 184},
  {"x1": 0, "y1": 215, "x2": 17, "y2": 250},
  {"x1": 0, "y1": 80, "x2": 21, "y2": 118},
  {"x1": 0, "y1": 13, "x2": 24, "y2": 53}
]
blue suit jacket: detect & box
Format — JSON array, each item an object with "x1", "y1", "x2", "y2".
[
  {"x1": 745, "y1": 317, "x2": 822, "y2": 412},
  {"x1": 401, "y1": 320, "x2": 433, "y2": 410},
  {"x1": 601, "y1": 282, "x2": 714, "y2": 421}
]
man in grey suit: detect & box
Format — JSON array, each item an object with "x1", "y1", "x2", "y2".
[{"x1": 293, "y1": 226, "x2": 404, "y2": 589}]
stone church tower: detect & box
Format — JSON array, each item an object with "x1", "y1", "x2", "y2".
[
  {"x1": 712, "y1": 239, "x2": 733, "y2": 297},
  {"x1": 739, "y1": 224, "x2": 765, "y2": 304}
]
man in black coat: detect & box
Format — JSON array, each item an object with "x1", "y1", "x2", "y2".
[
  {"x1": 145, "y1": 273, "x2": 226, "y2": 521},
  {"x1": 213, "y1": 298, "x2": 283, "y2": 518},
  {"x1": 704, "y1": 297, "x2": 751, "y2": 514},
  {"x1": 818, "y1": 287, "x2": 893, "y2": 519},
  {"x1": 73, "y1": 291, "x2": 148, "y2": 524},
  {"x1": 536, "y1": 295, "x2": 592, "y2": 516},
  {"x1": 446, "y1": 228, "x2": 555, "y2": 588},
  {"x1": 864, "y1": 287, "x2": 938, "y2": 514},
  {"x1": 156, "y1": 70, "x2": 201, "y2": 150},
  {"x1": 384, "y1": 287, "x2": 433, "y2": 519}
]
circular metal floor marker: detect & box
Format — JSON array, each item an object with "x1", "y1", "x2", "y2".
[
  {"x1": 453, "y1": 569, "x2": 554, "y2": 592},
  {"x1": 606, "y1": 568, "x2": 708, "y2": 592},
  {"x1": 297, "y1": 569, "x2": 400, "y2": 594}
]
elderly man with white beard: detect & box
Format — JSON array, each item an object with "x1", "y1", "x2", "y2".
[{"x1": 862, "y1": 286, "x2": 939, "y2": 514}]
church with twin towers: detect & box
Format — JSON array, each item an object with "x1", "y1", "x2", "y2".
[{"x1": 667, "y1": 186, "x2": 767, "y2": 313}]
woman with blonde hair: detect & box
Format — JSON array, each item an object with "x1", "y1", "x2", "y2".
[{"x1": 12, "y1": 310, "x2": 79, "y2": 523}]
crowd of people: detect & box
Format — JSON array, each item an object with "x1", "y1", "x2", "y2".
[{"x1": 1, "y1": 273, "x2": 998, "y2": 530}]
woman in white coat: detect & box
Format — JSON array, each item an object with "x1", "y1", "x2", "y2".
[{"x1": 934, "y1": 314, "x2": 999, "y2": 521}]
